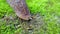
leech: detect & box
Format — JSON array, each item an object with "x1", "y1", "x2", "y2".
[{"x1": 7, "y1": 0, "x2": 32, "y2": 20}]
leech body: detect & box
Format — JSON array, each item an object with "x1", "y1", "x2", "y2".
[{"x1": 7, "y1": 0, "x2": 32, "y2": 20}]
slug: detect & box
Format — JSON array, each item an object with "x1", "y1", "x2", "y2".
[{"x1": 7, "y1": 0, "x2": 32, "y2": 20}]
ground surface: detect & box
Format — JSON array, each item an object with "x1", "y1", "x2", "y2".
[{"x1": 0, "y1": 0, "x2": 60, "y2": 34}]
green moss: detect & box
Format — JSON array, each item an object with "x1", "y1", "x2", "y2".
[
  {"x1": 0, "y1": 0, "x2": 60, "y2": 34},
  {"x1": 26, "y1": 0, "x2": 48, "y2": 14},
  {"x1": 26, "y1": 0, "x2": 60, "y2": 34},
  {"x1": 0, "y1": 0, "x2": 14, "y2": 18}
]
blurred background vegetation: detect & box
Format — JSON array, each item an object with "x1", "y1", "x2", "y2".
[{"x1": 0, "y1": 0, "x2": 60, "y2": 34}]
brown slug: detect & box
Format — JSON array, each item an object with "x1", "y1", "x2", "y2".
[{"x1": 7, "y1": 0, "x2": 32, "y2": 20}]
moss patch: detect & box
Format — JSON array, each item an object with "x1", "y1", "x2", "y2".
[{"x1": 0, "y1": 0, "x2": 60, "y2": 34}]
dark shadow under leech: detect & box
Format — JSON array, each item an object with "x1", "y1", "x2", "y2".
[{"x1": 28, "y1": 17, "x2": 33, "y2": 22}]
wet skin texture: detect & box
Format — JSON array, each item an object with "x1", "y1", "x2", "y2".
[{"x1": 7, "y1": 0, "x2": 32, "y2": 20}]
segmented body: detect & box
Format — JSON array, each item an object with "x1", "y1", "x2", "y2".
[{"x1": 7, "y1": 0, "x2": 31, "y2": 20}]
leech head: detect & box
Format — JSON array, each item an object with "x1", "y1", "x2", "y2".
[
  {"x1": 29, "y1": 17, "x2": 32, "y2": 20},
  {"x1": 16, "y1": 14, "x2": 31, "y2": 20},
  {"x1": 28, "y1": 17, "x2": 33, "y2": 20},
  {"x1": 27, "y1": 17, "x2": 32, "y2": 21}
]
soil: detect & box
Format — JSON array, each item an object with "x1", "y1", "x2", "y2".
[{"x1": 0, "y1": 13, "x2": 44, "y2": 34}]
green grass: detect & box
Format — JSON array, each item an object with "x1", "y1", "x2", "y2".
[
  {"x1": 0, "y1": 0, "x2": 14, "y2": 18},
  {"x1": 0, "y1": 0, "x2": 60, "y2": 34}
]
